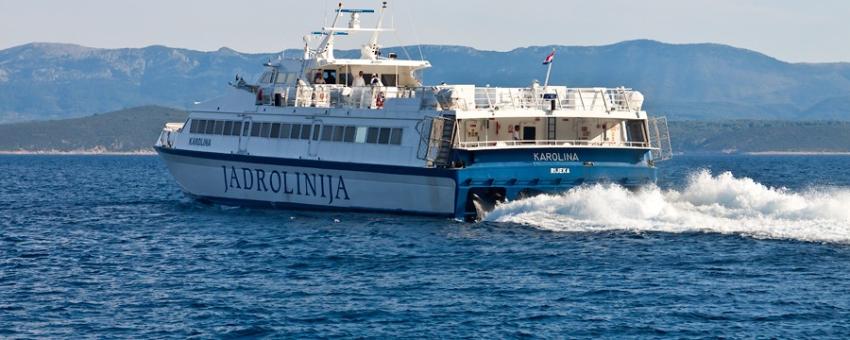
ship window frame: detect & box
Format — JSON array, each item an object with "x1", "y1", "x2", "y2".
[
  {"x1": 343, "y1": 126, "x2": 356, "y2": 143},
  {"x1": 312, "y1": 124, "x2": 321, "y2": 140},
  {"x1": 290, "y1": 124, "x2": 302, "y2": 139},
  {"x1": 355, "y1": 126, "x2": 368, "y2": 143},
  {"x1": 321, "y1": 125, "x2": 334, "y2": 141},
  {"x1": 190, "y1": 119, "x2": 200, "y2": 134},
  {"x1": 204, "y1": 120, "x2": 216, "y2": 134},
  {"x1": 233, "y1": 122, "x2": 243, "y2": 136},
  {"x1": 390, "y1": 128, "x2": 403, "y2": 145},
  {"x1": 223, "y1": 121, "x2": 234, "y2": 136},
  {"x1": 261, "y1": 122, "x2": 272, "y2": 138},
  {"x1": 366, "y1": 127, "x2": 379, "y2": 144},
  {"x1": 270, "y1": 123, "x2": 281, "y2": 138},
  {"x1": 250, "y1": 122, "x2": 262, "y2": 137},
  {"x1": 214, "y1": 120, "x2": 225, "y2": 135},
  {"x1": 300, "y1": 124, "x2": 312, "y2": 140},
  {"x1": 259, "y1": 71, "x2": 273, "y2": 84},
  {"x1": 279, "y1": 123, "x2": 291, "y2": 139},
  {"x1": 378, "y1": 127, "x2": 391, "y2": 144},
  {"x1": 332, "y1": 125, "x2": 345, "y2": 142}
]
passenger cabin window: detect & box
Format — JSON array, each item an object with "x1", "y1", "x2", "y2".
[{"x1": 186, "y1": 119, "x2": 403, "y2": 145}]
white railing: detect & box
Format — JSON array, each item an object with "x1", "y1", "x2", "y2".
[
  {"x1": 456, "y1": 139, "x2": 649, "y2": 149},
  {"x1": 473, "y1": 86, "x2": 641, "y2": 112},
  {"x1": 255, "y1": 84, "x2": 438, "y2": 110},
  {"x1": 251, "y1": 84, "x2": 642, "y2": 113}
]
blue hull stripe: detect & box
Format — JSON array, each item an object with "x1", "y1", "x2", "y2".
[{"x1": 155, "y1": 146, "x2": 456, "y2": 178}]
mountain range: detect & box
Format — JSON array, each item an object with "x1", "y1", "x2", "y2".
[{"x1": 1, "y1": 40, "x2": 849, "y2": 122}]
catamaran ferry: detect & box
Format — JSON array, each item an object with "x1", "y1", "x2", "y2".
[{"x1": 155, "y1": 2, "x2": 672, "y2": 221}]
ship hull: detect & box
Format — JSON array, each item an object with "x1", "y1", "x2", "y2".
[
  {"x1": 156, "y1": 147, "x2": 657, "y2": 220},
  {"x1": 155, "y1": 147, "x2": 458, "y2": 216}
]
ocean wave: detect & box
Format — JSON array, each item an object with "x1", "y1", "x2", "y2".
[{"x1": 485, "y1": 170, "x2": 850, "y2": 243}]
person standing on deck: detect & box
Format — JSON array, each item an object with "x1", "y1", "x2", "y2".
[{"x1": 353, "y1": 71, "x2": 366, "y2": 87}]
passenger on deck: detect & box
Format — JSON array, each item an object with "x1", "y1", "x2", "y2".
[
  {"x1": 325, "y1": 71, "x2": 336, "y2": 85},
  {"x1": 370, "y1": 73, "x2": 383, "y2": 86},
  {"x1": 352, "y1": 71, "x2": 366, "y2": 87},
  {"x1": 512, "y1": 125, "x2": 520, "y2": 140},
  {"x1": 313, "y1": 72, "x2": 325, "y2": 84}
]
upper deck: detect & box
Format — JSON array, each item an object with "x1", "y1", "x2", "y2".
[{"x1": 164, "y1": 2, "x2": 671, "y2": 164}]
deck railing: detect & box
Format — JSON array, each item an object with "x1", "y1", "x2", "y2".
[
  {"x1": 473, "y1": 87, "x2": 639, "y2": 112},
  {"x1": 456, "y1": 139, "x2": 649, "y2": 149},
  {"x1": 249, "y1": 84, "x2": 643, "y2": 114}
]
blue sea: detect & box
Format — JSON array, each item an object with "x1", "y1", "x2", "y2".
[{"x1": 2, "y1": 154, "x2": 850, "y2": 338}]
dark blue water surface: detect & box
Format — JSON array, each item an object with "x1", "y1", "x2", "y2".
[{"x1": 2, "y1": 154, "x2": 850, "y2": 338}]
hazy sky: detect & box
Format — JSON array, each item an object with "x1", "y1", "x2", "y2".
[{"x1": 2, "y1": 0, "x2": 848, "y2": 63}]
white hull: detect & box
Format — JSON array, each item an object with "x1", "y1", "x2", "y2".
[{"x1": 158, "y1": 149, "x2": 457, "y2": 215}]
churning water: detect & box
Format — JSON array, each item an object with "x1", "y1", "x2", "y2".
[
  {"x1": 2, "y1": 154, "x2": 850, "y2": 337},
  {"x1": 488, "y1": 170, "x2": 850, "y2": 243}
]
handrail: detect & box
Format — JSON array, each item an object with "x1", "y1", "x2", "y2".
[
  {"x1": 456, "y1": 139, "x2": 650, "y2": 149},
  {"x1": 251, "y1": 84, "x2": 643, "y2": 113}
]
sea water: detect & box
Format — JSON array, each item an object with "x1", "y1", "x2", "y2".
[{"x1": 1, "y1": 154, "x2": 849, "y2": 337}]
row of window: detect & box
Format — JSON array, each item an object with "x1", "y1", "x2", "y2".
[{"x1": 188, "y1": 119, "x2": 403, "y2": 145}]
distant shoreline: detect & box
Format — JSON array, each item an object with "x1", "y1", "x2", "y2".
[{"x1": 0, "y1": 149, "x2": 155, "y2": 155}]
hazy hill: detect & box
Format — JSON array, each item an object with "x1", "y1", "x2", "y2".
[
  {"x1": 1, "y1": 41, "x2": 849, "y2": 122},
  {"x1": 0, "y1": 106, "x2": 185, "y2": 152},
  {"x1": 668, "y1": 120, "x2": 850, "y2": 153},
  {"x1": 1, "y1": 106, "x2": 849, "y2": 153}
]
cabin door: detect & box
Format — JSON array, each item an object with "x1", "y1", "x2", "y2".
[
  {"x1": 237, "y1": 116, "x2": 252, "y2": 154},
  {"x1": 307, "y1": 119, "x2": 322, "y2": 158},
  {"x1": 522, "y1": 126, "x2": 536, "y2": 141}
]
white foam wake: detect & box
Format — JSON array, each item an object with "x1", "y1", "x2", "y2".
[{"x1": 485, "y1": 170, "x2": 850, "y2": 243}]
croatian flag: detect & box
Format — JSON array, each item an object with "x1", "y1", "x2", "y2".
[{"x1": 542, "y1": 50, "x2": 555, "y2": 65}]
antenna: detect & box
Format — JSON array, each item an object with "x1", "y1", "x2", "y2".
[
  {"x1": 359, "y1": 1, "x2": 388, "y2": 60},
  {"x1": 316, "y1": 2, "x2": 345, "y2": 61}
]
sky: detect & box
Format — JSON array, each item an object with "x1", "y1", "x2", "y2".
[{"x1": 1, "y1": 0, "x2": 848, "y2": 63}]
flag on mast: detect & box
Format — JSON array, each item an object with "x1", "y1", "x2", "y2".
[
  {"x1": 542, "y1": 49, "x2": 556, "y2": 88},
  {"x1": 542, "y1": 50, "x2": 555, "y2": 65}
]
